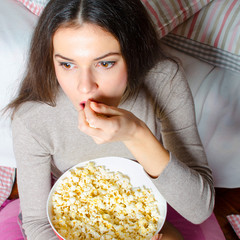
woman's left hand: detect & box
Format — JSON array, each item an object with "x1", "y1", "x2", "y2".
[{"x1": 78, "y1": 100, "x2": 144, "y2": 144}]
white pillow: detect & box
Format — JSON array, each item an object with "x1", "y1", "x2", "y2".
[
  {"x1": 0, "y1": 0, "x2": 38, "y2": 167},
  {"x1": 162, "y1": 43, "x2": 240, "y2": 188}
]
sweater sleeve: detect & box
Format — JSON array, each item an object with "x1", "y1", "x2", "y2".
[
  {"x1": 12, "y1": 116, "x2": 58, "y2": 240},
  {"x1": 149, "y1": 61, "x2": 215, "y2": 224}
]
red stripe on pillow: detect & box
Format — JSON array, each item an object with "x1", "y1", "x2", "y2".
[
  {"x1": 142, "y1": 0, "x2": 166, "y2": 36},
  {"x1": 187, "y1": 10, "x2": 200, "y2": 39},
  {"x1": 176, "y1": 0, "x2": 188, "y2": 22},
  {"x1": 214, "y1": 0, "x2": 237, "y2": 48},
  {"x1": 161, "y1": 0, "x2": 177, "y2": 29},
  {"x1": 200, "y1": 1, "x2": 221, "y2": 43},
  {"x1": 228, "y1": 18, "x2": 240, "y2": 52}
]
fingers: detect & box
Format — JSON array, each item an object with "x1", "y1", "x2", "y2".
[
  {"x1": 78, "y1": 101, "x2": 110, "y2": 143},
  {"x1": 78, "y1": 100, "x2": 138, "y2": 144},
  {"x1": 151, "y1": 233, "x2": 163, "y2": 240},
  {"x1": 83, "y1": 100, "x2": 98, "y2": 128},
  {"x1": 78, "y1": 105, "x2": 95, "y2": 131},
  {"x1": 78, "y1": 107, "x2": 92, "y2": 131},
  {"x1": 89, "y1": 101, "x2": 120, "y2": 116},
  {"x1": 83, "y1": 100, "x2": 122, "y2": 129}
]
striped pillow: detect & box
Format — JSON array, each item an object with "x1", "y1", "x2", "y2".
[
  {"x1": 162, "y1": 0, "x2": 240, "y2": 72},
  {"x1": 16, "y1": 0, "x2": 211, "y2": 38},
  {"x1": 0, "y1": 167, "x2": 15, "y2": 206},
  {"x1": 142, "y1": 0, "x2": 212, "y2": 37},
  {"x1": 16, "y1": 0, "x2": 48, "y2": 16}
]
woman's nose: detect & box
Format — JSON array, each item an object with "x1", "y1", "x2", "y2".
[{"x1": 77, "y1": 69, "x2": 98, "y2": 94}]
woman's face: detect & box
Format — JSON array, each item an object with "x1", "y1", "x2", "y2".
[{"x1": 53, "y1": 23, "x2": 128, "y2": 111}]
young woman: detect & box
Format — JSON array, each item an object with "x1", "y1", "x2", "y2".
[{"x1": 7, "y1": 0, "x2": 215, "y2": 239}]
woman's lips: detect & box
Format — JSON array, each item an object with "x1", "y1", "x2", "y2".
[{"x1": 79, "y1": 99, "x2": 100, "y2": 110}]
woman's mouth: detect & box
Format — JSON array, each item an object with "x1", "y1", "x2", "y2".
[{"x1": 79, "y1": 99, "x2": 100, "y2": 110}]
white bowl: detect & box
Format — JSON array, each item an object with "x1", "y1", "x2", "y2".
[{"x1": 47, "y1": 156, "x2": 167, "y2": 239}]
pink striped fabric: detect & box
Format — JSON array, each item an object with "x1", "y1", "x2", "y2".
[
  {"x1": 144, "y1": 0, "x2": 166, "y2": 36},
  {"x1": 0, "y1": 167, "x2": 15, "y2": 206},
  {"x1": 214, "y1": 0, "x2": 237, "y2": 48},
  {"x1": 162, "y1": 0, "x2": 240, "y2": 72},
  {"x1": 187, "y1": 10, "x2": 200, "y2": 39},
  {"x1": 176, "y1": 0, "x2": 189, "y2": 22},
  {"x1": 16, "y1": 0, "x2": 211, "y2": 36},
  {"x1": 171, "y1": 0, "x2": 240, "y2": 55},
  {"x1": 142, "y1": 0, "x2": 212, "y2": 37},
  {"x1": 16, "y1": 0, "x2": 47, "y2": 16},
  {"x1": 227, "y1": 214, "x2": 240, "y2": 238},
  {"x1": 199, "y1": 0, "x2": 221, "y2": 43}
]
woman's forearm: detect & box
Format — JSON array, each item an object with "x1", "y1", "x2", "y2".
[{"x1": 123, "y1": 123, "x2": 170, "y2": 177}]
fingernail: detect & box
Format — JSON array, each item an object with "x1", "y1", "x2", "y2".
[
  {"x1": 90, "y1": 101, "x2": 98, "y2": 107},
  {"x1": 158, "y1": 234, "x2": 163, "y2": 240}
]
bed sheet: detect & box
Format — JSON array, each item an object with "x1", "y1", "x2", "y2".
[{"x1": 162, "y1": 43, "x2": 240, "y2": 188}]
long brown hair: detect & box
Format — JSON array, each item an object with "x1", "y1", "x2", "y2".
[{"x1": 6, "y1": 0, "x2": 163, "y2": 117}]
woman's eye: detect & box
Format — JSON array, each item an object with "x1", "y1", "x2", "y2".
[
  {"x1": 96, "y1": 61, "x2": 115, "y2": 69},
  {"x1": 60, "y1": 62, "x2": 74, "y2": 70}
]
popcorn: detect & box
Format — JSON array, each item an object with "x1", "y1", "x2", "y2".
[{"x1": 51, "y1": 162, "x2": 160, "y2": 240}]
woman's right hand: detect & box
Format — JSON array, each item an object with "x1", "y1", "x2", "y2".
[
  {"x1": 78, "y1": 100, "x2": 144, "y2": 144},
  {"x1": 78, "y1": 99, "x2": 170, "y2": 177}
]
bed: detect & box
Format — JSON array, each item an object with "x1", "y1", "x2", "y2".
[{"x1": 0, "y1": 0, "x2": 239, "y2": 239}]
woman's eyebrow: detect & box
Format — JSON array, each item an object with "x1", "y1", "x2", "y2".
[
  {"x1": 94, "y1": 52, "x2": 120, "y2": 61},
  {"x1": 55, "y1": 54, "x2": 74, "y2": 61},
  {"x1": 54, "y1": 52, "x2": 120, "y2": 61}
]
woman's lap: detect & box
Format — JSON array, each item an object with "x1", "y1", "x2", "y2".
[
  {"x1": 0, "y1": 200, "x2": 225, "y2": 240},
  {"x1": 166, "y1": 204, "x2": 225, "y2": 240}
]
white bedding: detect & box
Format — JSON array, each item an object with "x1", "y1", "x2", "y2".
[
  {"x1": 0, "y1": 0, "x2": 38, "y2": 168},
  {"x1": 0, "y1": 0, "x2": 239, "y2": 187},
  {"x1": 163, "y1": 44, "x2": 240, "y2": 188},
  {"x1": 194, "y1": 68, "x2": 240, "y2": 188}
]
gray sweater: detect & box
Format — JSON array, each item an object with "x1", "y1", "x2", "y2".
[{"x1": 12, "y1": 60, "x2": 215, "y2": 240}]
